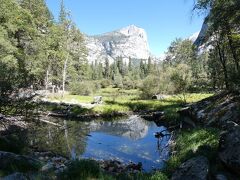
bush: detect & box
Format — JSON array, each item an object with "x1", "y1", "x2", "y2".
[
  {"x1": 122, "y1": 76, "x2": 135, "y2": 90},
  {"x1": 100, "y1": 79, "x2": 111, "y2": 88},
  {"x1": 60, "y1": 160, "x2": 101, "y2": 180},
  {"x1": 69, "y1": 81, "x2": 96, "y2": 96},
  {"x1": 140, "y1": 75, "x2": 161, "y2": 99},
  {"x1": 113, "y1": 74, "x2": 123, "y2": 88},
  {"x1": 150, "y1": 172, "x2": 169, "y2": 180}
]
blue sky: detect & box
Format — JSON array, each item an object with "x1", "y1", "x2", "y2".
[{"x1": 45, "y1": 0, "x2": 204, "y2": 56}]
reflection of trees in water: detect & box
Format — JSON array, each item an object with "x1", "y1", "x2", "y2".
[{"x1": 28, "y1": 118, "x2": 88, "y2": 158}]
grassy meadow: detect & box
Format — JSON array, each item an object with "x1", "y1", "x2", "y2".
[{"x1": 46, "y1": 87, "x2": 213, "y2": 120}]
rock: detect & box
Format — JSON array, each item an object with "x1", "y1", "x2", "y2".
[
  {"x1": 215, "y1": 173, "x2": 228, "y2": 180},
  {"x1": 0, "y1": 151, "x2": 41, "y2": 172},
  {"x1": 177, "y1": 107, "x2": 196, "y2": 129},
  {"x1": 0, "y1": 113, "x2": 5, "y2": 120},
  {"x1": 92, "y1": 96, "x2": 103, "y2": 104},
  {"x1": 171, "y1": 156, "x2": 209, "y2": 180},
  {"x1": 219, "y1": 126, "x2": 240, "y2": 175},
  {"x1": 221, "y1": 121, "x2": 239, "y2": 130},
  {"x1": 99, "y1": 159, "x2": 142, "y2": 174},
  {"x1": 85, "y1": 25, "x2": 151, "y2": 65},
  {"x1": 177, "y1": 107, "x2": 192, "y2": 117},
  {"x1": 152, "y1": 94, "x2": 165, "y2": 100},
  {"x1": 152, "y1": 111, "x2": 164, "y2": 120},
  {"x1": 2, "y1": 172, "x2": 29, "y2": 180},
  {"x1": 41, "y1": 162, "x2": 54, "y2": 172}
]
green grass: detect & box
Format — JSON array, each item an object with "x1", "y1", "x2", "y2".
[
  {"x1": 164, "y1": 128, "x2": 220, "y2": 176},
  {"x1": 45, "y1": 87, "x2": 213, "y2": 120}
]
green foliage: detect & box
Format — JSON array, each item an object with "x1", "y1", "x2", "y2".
[
  {"x1": 100, "y1": 79, "x2": 112, "y2": 88},
  {"x1": 164, "y1": 128, "x2": 220, "y2": 176},
  {"x1": 122, "y1": 76, "x2": 135, "y2": 90},
  {"x1": 193, "y1": 0, "x2": 240, "y2": 90},
  {"x1": 149, "y1": 172, "x2": 169, "y2": 180},
  {"x1": 140, "y1": 75, "x2": 161, "y2": 99},
  {"x1": 60, "y1": 159, "x2": 101, "y2": 180},
  {"x1": 0, "y1": 0, "x2": 88, "y2": 102},
  {"x1": 113, "y1": 70, "x2": 123, "y2": 88},
  {"x1": 48, "y1": 87, "x2": 212, "y2": 121},
  {"x1": 69, "y1": 81, "x2": 96, "y2": 96}
]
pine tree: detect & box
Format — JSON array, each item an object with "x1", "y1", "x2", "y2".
[
  {"x1": 104, "y1": 58, "x2": 110, "y2": 79},
  {"x1": 140, "y1": 59, "x2": 145, "y2": 79},
  {"x1": 128, "y1": 57, "x2": 132, "y2": 72},
  {"x1": 117, "y1": 56, "x2": 124, "y2": 76},
  {"x1": 147, "y1": 57, "x2": 153, "y2": 75}
]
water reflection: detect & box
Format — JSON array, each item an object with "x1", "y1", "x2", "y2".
[
  {"x1": 28, "y1": 115, "x2": 170, "y2": 171},
  {"x1": 87, "y1": 115, "x2": 149, "y2": 140}
]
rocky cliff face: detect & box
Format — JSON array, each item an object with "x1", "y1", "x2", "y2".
[
  {"x1": 84, "y1": 25, "x2": 151, "y2": 64},
  {"x1": 194, "y1": 19, "x2": 209, "y2": 48},
  {"x1": 193, "y1": 18, "x2": 213, "y2": 54}
]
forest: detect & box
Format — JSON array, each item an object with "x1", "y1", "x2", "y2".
[{"x1": 0, "y1": 0, "x2": 240, "y2": 180}]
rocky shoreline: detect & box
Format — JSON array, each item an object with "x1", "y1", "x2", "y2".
[{"x1": 172, "y1": 91, "x2": 240, "y2": 179}]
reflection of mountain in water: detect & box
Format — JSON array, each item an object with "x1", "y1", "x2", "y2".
[{"x1": 87, "y1": 115, "x2": 149, "y2": 140}]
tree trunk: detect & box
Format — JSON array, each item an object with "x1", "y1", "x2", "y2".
[
  {"x1": 227, "y1": 34, "x2": 240, "y2": 74},
  {"x1": 216, "y1": 43, "x2": 229, "y2": 89},
  {"x1": 45, "y1": 67, "x2": 49, "y2": 90},
  {"x1": 62, "y1": 53, "x2": 69, "y2": 97},
  {"x1": 225, "y1": 23, "x2": 240, "y2": 74}
]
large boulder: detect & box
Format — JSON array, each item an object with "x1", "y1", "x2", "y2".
[
  {"x1": 219, "y1": 126, "x2": 240, "y2": 175},
  {"x1": 171, "y1": 156, "x2": 209, "y2": 180},
  {"x1": 190, "y1": 92, "x2": 240, "y2": 128},
  {"x1": 0, "y1": 151, "x2": 41, "y2": 172}
]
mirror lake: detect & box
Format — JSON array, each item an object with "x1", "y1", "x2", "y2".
[{"x1": 27, "y1": 115, "x2": 170, "y2": 171}]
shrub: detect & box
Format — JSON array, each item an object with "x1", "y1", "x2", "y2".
[
  {"x1": 140, "y1": 75, "x2": 161, "y2": 99},
  {"x1": 100, "y1": 79, "x2": 111, "y2": 88},
  {"x1": 69, "y1": 81, "x2": 96, "y2": 96},
  {"x1": 150, "y1": 172, "x2": 169, "y2": 180},
  {"x1": 59, "y1": 160, "x2": 101, "y2": 180},
  {"x1": 113, "y1": 74, "x2": 123, "y2": 88},
  {"x1": 122, "y1": 76, "x2": 135, "y2": 90}
]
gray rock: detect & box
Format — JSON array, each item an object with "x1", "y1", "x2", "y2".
[
  {"x1": 152, "y1": 94, "x2": 165, "y2": 100},
  {"x1": 171, "y1": 156, "x2": 209, "y2": 180},
  {"x1": 219, "y1": 126, "x2": 240, "y2": 175},
  {"x1": 2, "y1": 172, "x2": 28, "y2": 180},
  {"x1": 41, "y1": 162, "x2": 54, "y2": 172},
  {"x1": 0, "y1": 113, "x2": 5, "y2": 120},
  {"x1": 215, "y1": 173, "x2": 228, "y2": 180},
  {"x1": 0, "y1": 151, "x2": 41, "y2": 172},
  {"x1": 92, "y1": 96, "x2": 103, "y2": 104},
  {"x1": 85, "y1": 25, "x2": 152, "y2": 65},
  {"x1": 152, "y1": 111, "x2": 164, "y2": 120}
]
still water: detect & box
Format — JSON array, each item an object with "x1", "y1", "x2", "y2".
[{"x1": 29, "y1": 115, "x2": 170, "y2": 171}]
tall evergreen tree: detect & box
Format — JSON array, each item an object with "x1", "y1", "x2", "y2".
[
  {"x1": 104, "y1": 58, "x2": 110, "y2": 79},
  {"x1": 128, "y1": 57, "x2": 132, "y2": 72}
]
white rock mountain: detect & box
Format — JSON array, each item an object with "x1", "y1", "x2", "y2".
[{"x1": 84, "y1": 25, "x2": 152, "y2": 64}]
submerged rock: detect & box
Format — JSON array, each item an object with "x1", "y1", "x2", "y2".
[
  {"x1": 219, "y1": 126, "x2": 240, "y2": 175},
  {"x1": 171, "y1": 156, "x2": 209, "y2": 180}
]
